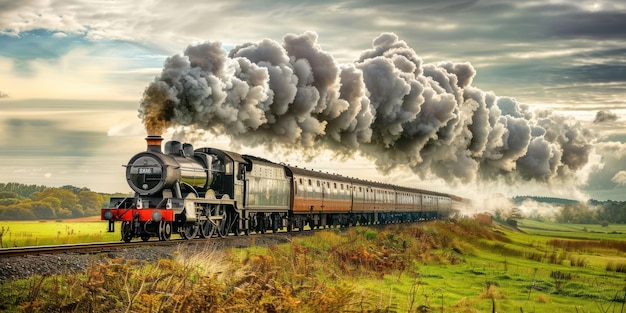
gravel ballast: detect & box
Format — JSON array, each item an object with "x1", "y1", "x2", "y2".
[{"x1": 0, "y1": 234, "x2": 293, "y2": 281}]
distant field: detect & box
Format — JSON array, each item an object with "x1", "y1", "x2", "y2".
[
  {"x1": 0, "y1": 218, "x2": 120, "y2": 247},
  {"x1": 517, "y1": 219, "x2": 626, "y2": 239}
]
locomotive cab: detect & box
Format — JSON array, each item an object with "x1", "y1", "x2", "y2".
[{"x1": 194, "y1": 147, "x2": 247, "y2": 206}]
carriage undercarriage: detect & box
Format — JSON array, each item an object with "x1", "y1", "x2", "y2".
[{"x1": 108, "y1": 197, "x2": 441, "y2": 243}]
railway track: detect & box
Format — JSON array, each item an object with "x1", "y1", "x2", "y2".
[
  {"x1": 0, "y1": 220, "x2": 418, "y2": 258},
  {"x1": 0, "y1": 241, "x2": 172, "y2": 258},
  {"x1": 0, "y1": 223, "x2": 420, "y2": 281},
  {"x1": 0, "y1": 231, "x2": 302, "y2": 258}
]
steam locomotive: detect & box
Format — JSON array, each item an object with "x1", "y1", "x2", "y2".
[{"x1": 102, "y1": 136, "x2": 465, "y2": 242}]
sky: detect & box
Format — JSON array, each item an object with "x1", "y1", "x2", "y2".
[{"x1": 0, "y1": 0, "x2": 625, "y2": 203}]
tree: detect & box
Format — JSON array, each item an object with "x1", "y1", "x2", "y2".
[
  {"x1": 599, "y1": 201, "x2": 626, "y2": 223},
  {"x1": 0, "y1": 198, "x2": 21, "y2": 206},
  {"x1": 60, "y1": 185, "x2": 90, "y2": 194},
  {"x1": 0, "y1": 191, "x2": 20, "y2": 199},
  {"x1": 33, "y1": 188, "x2": 77, "y2": 208},
  {"x1": 30, "y1": 188, "x2": 79, "y2": 213},
  {"x1": 0, "y1": 183, "x2": 113, "y2": 220},
  {"x1": 0, "y1": 204, "x2": 36, "y2": 220},
  {"x1": 39, "y1": 196, "x2": 61, "y2": 210},
  {"x1": 558, "y1": 206, "x2": 574, "y2": 223},
  {"x1": 31, "y1": 201, "x2": 57, "y2": 219},
  {"x1": 509, "y1": 207, "x2": 524, "y2": 219},
  {"x1": 0, "y1": 183, "x2": 46, "y2": 198},
  {"x1": 78, "y1": 191, "x2": 104, "y2": 216}
]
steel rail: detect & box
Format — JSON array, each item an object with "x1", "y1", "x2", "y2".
[
  {"x1": 0, "y1": 240, "x2": 180, "y2": 258},
  {"x1": 0, "y1": 220, "x2": 421, "y2": 258}
]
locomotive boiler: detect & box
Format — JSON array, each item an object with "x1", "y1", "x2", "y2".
[{"x1": 102, "y1": 136, "x2": 461, "y2": 242}]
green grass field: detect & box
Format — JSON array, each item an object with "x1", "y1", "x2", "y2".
[
  {"x1": 517, "y1": 219, "x2": 626, "y2": 238},
  {"x1": 0, "y1": 218, "x2": 120, "y2": 247}
]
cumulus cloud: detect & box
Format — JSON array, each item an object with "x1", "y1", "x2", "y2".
[
  {"x1": 584, "y1": 141, "x2": 626, "y2": 197},
  {"x1": 593, "y1": 110, "x2": 619, "y2": 123},
  {"x1": 2, "y1": 0, "x2": 626, "y2": 108},
  {"x1": 612, "y1": 171, "x2": 626, "y2": 186},
  {"x1": 139, "y1": 32, "x2": 596, "y2": 186}
]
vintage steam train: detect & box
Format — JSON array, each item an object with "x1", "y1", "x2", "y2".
[{"x1": 102, "y1": 136, "x2": 467, "y2": 242}]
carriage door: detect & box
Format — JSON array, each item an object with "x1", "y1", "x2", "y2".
[{"x1": 234, "y1": 162, "x2": 245, "y2": 206}]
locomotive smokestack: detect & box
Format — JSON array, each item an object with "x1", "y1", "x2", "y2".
[{"x1": 146, "y1": 136, "x2": 163, "y2": 153}]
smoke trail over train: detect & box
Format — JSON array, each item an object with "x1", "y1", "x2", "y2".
[{"x1": 139, "y1": 31, "x2": 594, "y2": 184}]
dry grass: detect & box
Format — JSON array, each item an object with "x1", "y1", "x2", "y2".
[
  {"x1": 2, "y1": 218, "x2": 625, "y2": 313},
  {"x1": 547, "y1": 238, "x2": 626, "y2": 252}
]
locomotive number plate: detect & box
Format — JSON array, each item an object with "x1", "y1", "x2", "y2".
[{"x1": 139, "y1": 168, "x2": 153, "y2": 174}]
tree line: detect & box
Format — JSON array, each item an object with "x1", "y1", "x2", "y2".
[
  {"x1": 568, "y1": 200, "x2": 626, "y2": 224},
  {"x1": 497, "y1": 198, "x2": 626, "y2": 225},
  {"x1": 2, "y1": 182, "x2": 625, "y2": 223},
  {"x1": 0, "y1": 183, "x2": 123, "y2": 220}
]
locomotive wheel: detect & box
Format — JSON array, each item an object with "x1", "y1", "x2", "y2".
[
  {"x1": 201, "y1": 217, "x2": 225, "y2": 238},
  {"x1": 200, "y1": 220, "x2": 215, "y2": 238},
  {"x1": 215, "y1": 218, "x2": 225, "y2": 238},
  {"x1": 180, "y1": 224, "x2": 199, "y2": 240},
  {"x1": 258, "y1": 214, "x2": 266, "y2": 234},
  {"x1": 121, "y1": 221, "x2": 133, "y2": 243},
  {"x1": 159, "y1": 221, "x2": 172, "y2": 241},
  {"x1": 199, "y1": 220, "x2": 209, "y2": 238},
  {"x1": 164, "y1": 222, "x2": 172, "y2": 240},
  {"x1": 271, "y1": 214, "x2": 279, "y2": 233}
]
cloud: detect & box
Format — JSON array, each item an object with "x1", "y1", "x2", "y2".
[
  {"x1": 594, "y1": 110, "x2": 620, "y2": 123},
  {"x1": 584, "y1": 141, "x2": 626, "y2": 199},
  {"x1": 0, "y1": 42, "x2": 161, "y2": 100},
  {"x1": 612, "y1": 171, "x2": 626, "y2": 186},
  {"x1": 0, "y1": 118, "x2": 103, "y2": 157},
  {"x1": 0, "y1": 0, "x2": 624, "y2": 106},
  {"x1": 0, "y1": 90, "x2": 8, "y2": 98}
]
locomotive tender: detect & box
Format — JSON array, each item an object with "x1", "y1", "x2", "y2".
[{"x1": 102, "y1": 136, "x2": 461, "y2": 242}]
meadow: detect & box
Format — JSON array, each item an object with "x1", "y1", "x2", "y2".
[
  {"x1": 0, "y1": 218, "x2": 119, "y2": 247},
  {"x1": 0, "y1": 218, "x2": 625, "y2": 312}
]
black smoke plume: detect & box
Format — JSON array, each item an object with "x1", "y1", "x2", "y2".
[{"x1": 139, "y1": 32, "x2": 594, "y2": 183}]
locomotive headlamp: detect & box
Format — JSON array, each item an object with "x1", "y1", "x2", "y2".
[
  {"x1": 151, "y1": 210, "x2": 162, "y2": 222},
  {"x1": 103, "y1": 210, "x2": 113, "y2": 220}
]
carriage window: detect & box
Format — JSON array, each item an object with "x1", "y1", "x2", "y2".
[
  {"x1": 341, "y1": 184, "x2": 344, "y2": 190},
  {"x1": 334, "y1": 183, "x2": 337, "y2": 189},
  {"x1": 308, "y1": 179, "x2": 312, "y2": 186},
  {"x1": 317, "y1": 181, "x2": 320, "y2": 187},
  {"x1": 299, "y1": 178, "x2": 303, "y2": 184}
]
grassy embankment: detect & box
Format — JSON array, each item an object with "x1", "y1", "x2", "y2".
[{"x1": 0, "y1": 218, "x2": 625, "y2": 312}]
